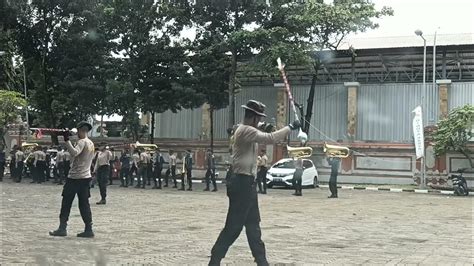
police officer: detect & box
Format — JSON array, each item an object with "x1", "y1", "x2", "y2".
[
  {"x1": 292, "y1": 157, "x2": 303, "y2": 196},
  {"x1": 33, "y1": 146, "x2": 47, "y2": 183},
  {"x1": 327, "y1": 157, "x2": 340, "y2": 198},
  {"x1": 137, "y1": 148, "x2": 148, "y2": 189},
  {"x1": 120, "y1": 150, "x2": 131, "y2": 187},
  {"x1": 14, "y1": 147, "x2": 25, "y2": 183},
  {"x1": 0, "y1": 146, "x2": 5, "y2": 181},
  {"x1": 63, "y1": 148, "x2": 71, "y2": 181},
  {"x1": 168, "y1": 151, "x2": 177, "y2": 188},
  {"x1": 146, "y1": 151, "x2": 153, "y2": 186},
  {"x1": 130, "y1": 149, "x2": 139, "y2": 186},
  {"x1": 204, "y1": 148, "x2": 218, "y2": 192},
  {"x1": 44, "y1": 147, "x2": 51, "y2": 181},
  {"x1": 209, "y1": 100, "x2": 299, "y2": 265},
  {"x1": 49, "y1": 121, "x2": 95, "y2": 238},
  {"x1": 56, "y1": 148, "x2": 65, "y2": 184},
  {"x1": 256, "y1": 149, "x2": 268, "y2": 194},
  {"x1": 179, "y1": 150, "x2": 193, "y2": 191},
  {"x1": 94, "y1": 145, "x2": 112, "y2": 205},
  {"x1": 153, "y1": 149, "x2": 164, "y2": 189}
]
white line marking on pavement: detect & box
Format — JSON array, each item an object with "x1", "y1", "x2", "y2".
[
  {"x1": 440, "y1": 190, "x2": 454, "y2": 195},
  {"x1": 366, "y1": 187, "x2": 378, "y2": 191},
  {"x1": 341, "y1": 186, "x2": 354, "y2": 190},
  {"x1": 414, "y1": 189, "x2": 429, "y2": 193},
  {"x1": 390, "y1": 188, "x2": 403, "y2": 192}
]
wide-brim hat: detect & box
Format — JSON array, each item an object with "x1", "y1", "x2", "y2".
[
  {"x1": 241, "y1": 100, "x2": 266, "y2": 117},
  {"x1": 76, "y1": 121, "x2": 93, "y2": 131}
]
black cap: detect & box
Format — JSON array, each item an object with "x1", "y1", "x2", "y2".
[
  {"x1": 242, "y1": 100, "x2": 266, "y2": 117},
  {"x1": 76, "y1": 121, "x2": 92, "y2": 131}
]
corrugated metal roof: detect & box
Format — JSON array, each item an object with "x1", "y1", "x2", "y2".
[{"x1": 339, "y1": 33, "x2": 474, "y2": 50}]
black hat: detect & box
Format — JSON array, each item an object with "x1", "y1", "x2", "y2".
[
  {"x1": 241, "y1": 100, "x2": 266, "y2": 117},
  {"x1": 76, "y1": 121, "x2": 92, "y2": 131}
]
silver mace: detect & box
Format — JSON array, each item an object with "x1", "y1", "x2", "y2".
[{"x1": 277, "y1": 57, "x2": 308, "y2": 143}]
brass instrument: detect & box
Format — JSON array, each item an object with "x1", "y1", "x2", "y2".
[
  {"x1": 323, "y1": 142, "x2": 350, "y2": 158},
  {"x1": 287, "y1": 146, "x2": 313, "y2": 158},
  {"x1": 131, "y1": 141, "x2": 158, "y2": 152}
]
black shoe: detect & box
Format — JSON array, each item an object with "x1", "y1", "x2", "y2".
[
  {"x1": 152, "y1": 186, "x2": 158, "y2": 189},
  {"x1": 147, "y1": 182, "x2": 151, "y2": 186},
  {"x1": 141, "y1": 186, "x2": 146, "y2": 189},
  {"x1": 96, "y1": 199, "x2": 106, "y2": 205},
  {"x1": 204, "y1": 187, "x2": 210, "y2": 191},
  {"x1": 135, "y1": 185, "x2": 140, "y2": 188},
  {"x1": 49, "y1": 228, "x2": 67, "y2": 237},
  {"x1": 164, "y1": 184, "x2": 168, "y2": 188},
  {"x1": 212, "y1": 188, "x2": 218, "y2": 192},
  {"x1": 209, "y1": 256, "x2": 221, "y2": 266},
  {"x1": 187, "y1": 188, "x2": 192, "y2": 191},
  {"x1": 328, "y1": 195, "x2": 338, "y2": 198},
  {"x1": 119, "y1": 184, "x2": 124, "y2": 187},
  {"x1": 30, "y1": 181, "x2": 36, "y2": 183},
  {"x1": 172, "y1": 185, "x2": 177, "y2": 188},
  {"x1": 77, "y1": 230, "x2": 94, "y2": 238},
  {"x1": 178, "y1": 187, "x2": 185, "y2": 191}
]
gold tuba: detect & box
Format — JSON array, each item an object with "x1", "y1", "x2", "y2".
[
  {"x1": 287, "y1": 146, "x2": 313, "y2": 158},
  {"x1": 131, "y1": 141, "x2": 158, "y2": 151},
  {"x1": 323, "y1": 142, "x2": 350, "y2": 158}
]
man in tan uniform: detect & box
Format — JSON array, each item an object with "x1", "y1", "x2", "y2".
[
  {"x1": 49, "y1": 121, "x2": 95, "y2": 238},
  {"x1": 209, "y1": 100, "x2": 300, "y2": 266},
  {"x1": 94, "y1": 144, "x2": 113, "y2": 204},
  {"x1": 256, "y1": 149, "x2": 269, "y2": 194}
]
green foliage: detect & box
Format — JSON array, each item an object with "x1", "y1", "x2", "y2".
[
  {"x1": 433, "y1": 104, "x2": 474, "y2": 168},
  {"x1": 0, "y1": 90, "x2": 26, "y2": 127}
]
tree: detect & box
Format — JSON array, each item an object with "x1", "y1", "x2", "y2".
[
  {"x1": 102, "y1": 0, "x2": 200, "y2": 142},
  {"x1": 433, "y1": 104, "x2": 474, "y2": 168},
  {"x1": 0, "y1": 90, "x2": 27, "y2": 146},
  {"x1": 192, "y1": 0, "x2": 268, "y2": 129},
  {"x1": 13, "y1": 0, "x2": 111, "y2": 139},
  {"x1": 252, "y1": 0, "x2": 393, "y2": 135}
]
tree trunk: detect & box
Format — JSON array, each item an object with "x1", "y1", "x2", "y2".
[
  {"x1": 228, "y1": 51, "x2": 237, "y2": 130},
  {"x1": 210, "y1": 107, "x2": 214, "y2": 152},
  {"x1": 304, "y1": 73, "x2": 317, "y2": 134},
  {"x1": 304, "y1": 63, "x2": 321, "y2": 135},
  {"x1": 460, "y1": 149, "x2": 474, "y2": 168},
  {"x1": 150, "y1": 111, "x2": 155, "y2": 144}
]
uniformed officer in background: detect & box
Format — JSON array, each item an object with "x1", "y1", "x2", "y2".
[
  {"x1": 256, "y1": 149, "x2": 268, "y2": 194},
  {"x1": 130, "y1": 149, "x2": 140, "y2": 186},
  {"x1": 327, "y1": 157, "x2": 340, "y2": 198},
  {"x1": 179, "y1": 150, "x2": 193, "y2": 191},
  {"x1": 33, "y1": 146, "x2": 47, "y2": 183},
  {"x1": 56, "y1": 147, "x2": 65, "y2": 184},
  {"x1": 204, "y1": 148, "x2": 218, "y2": 192},
  {"x1": 137, "y1": 148, "x2": 149, "y2": 189},
  {"x1": 168, "y1": 151, "x2": 177, "y2": 188},
  {"x1": 14, "y1": 147, "x2": 25, "y2": 183},
  {"x1": 94, "y1": 144, "x2": 112, "y2": 205},
  {"x1": 120, "y1": 149, "x2": 131, "y2": 187},
  {"x1": 153, "y1": 149, "x2": 164, "y2": 189}
]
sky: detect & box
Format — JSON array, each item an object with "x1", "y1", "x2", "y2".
[{"x1": 349, "y1": 0, "x2": 474, "y2": 39}]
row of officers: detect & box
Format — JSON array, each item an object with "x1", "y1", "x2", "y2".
[
  {"x1": 7, "y1": 146, "x2": 71, "y2": 184},
  {"x1": 92, "y1": 146, "x2": 219, "y2": 205}
]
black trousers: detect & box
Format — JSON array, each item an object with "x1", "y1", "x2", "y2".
[
  {"x1": 292, "y1": 168, "x2": 303, "y2": 194},
  {"x1": 154, "y1": 168, "x2": 162, "y2": 187},
  {"x1": 57, "y1": 162, "x2": 64, "y2": 183},
  {"x1": 205, "y1": 168, "x2": 217, "y2": 189},
  {"x1": 59, "y1": 178, "x2": 92, "y2": 226},
  {"x1": 121, "y1": 167, "x2": 130, "y2": 186},
  {"x1": 35, "y1": 161, "x2": 47, "y2": 183},
  {"x1": 15, "y1": 162, "x2": 24, "y2": 182},
  {"x1": 329, "y1": 173, "x2": 338, "y2": 196},
  {"x1": 138, "y1": 165, "x2": 147, "y2": 187},
  {"x1": 211, "y1": 174, "x2": 266, "y2": 262},
  {"x1": 256, "y1": 167, "x2": 267, "y2": 193},
  {"x1": 97, "y1": 165, "x2": 109, "y2": 200},
  {"x1": 0, "y1": 161, "x2": 4, "y2": 180},
  {"x1": 180, "y1": 169, "x2": 192, "y2": 189},
  {"x1": 130, "y1": 165, "x2": 138, "y2": 185},
  {"x1": 171, "y1": 166, "x2": 177, "y2": 187}
]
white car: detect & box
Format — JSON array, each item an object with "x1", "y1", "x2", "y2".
[{"x1": 266, "y1": 158, "x2": 319, "y2": 188}]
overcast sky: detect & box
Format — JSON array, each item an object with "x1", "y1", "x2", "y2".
[{"x1": 349, "y1": 0, "x2": 474, "y2": 39}]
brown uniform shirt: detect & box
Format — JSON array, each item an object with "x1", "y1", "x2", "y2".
[{"x1": 232, "y1": 125, "x2": 290, "y2": 177}]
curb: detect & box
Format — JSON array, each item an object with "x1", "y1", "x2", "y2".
[{"x1": 319, "y1": 184, "x2": 459, "y2": 195}]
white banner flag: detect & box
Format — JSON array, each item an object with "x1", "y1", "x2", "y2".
[{"x1": 412, "y1": 106, "x2": 425, "y2": 159}]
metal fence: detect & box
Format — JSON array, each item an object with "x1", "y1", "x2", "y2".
[{"x1": 154, "y1": 81, "x2": 473, "y2": 141}]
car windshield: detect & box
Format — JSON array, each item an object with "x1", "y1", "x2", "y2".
[{"x1": 273, "y1": 161, "x2": 295, "y2": 168}]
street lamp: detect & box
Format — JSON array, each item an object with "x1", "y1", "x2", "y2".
[{"x1": 415, "y1": 29, "x2": 427, "y2": 189}]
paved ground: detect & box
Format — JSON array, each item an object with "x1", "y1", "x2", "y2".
[{"x1": 1, "y1": 178, "x2": 473, "y2": 265}]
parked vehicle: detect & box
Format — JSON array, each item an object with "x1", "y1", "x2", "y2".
[
  {"x1": 266, "y1": 158, "x2": 318, "y2": 188},
  {"x1": 449, "y1": 168, "x2": 469, "y2": 196}
]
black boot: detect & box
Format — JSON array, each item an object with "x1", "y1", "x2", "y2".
[
  {"x1": 212, "y1": 187, "x2": 218, "y2": 192},
  {"x1": 49, "y1": 222, "x2": 67, "y2": 237},
  {"x1": 208, "y1": 256, "x2": 221, "y2": 266},
  {"x1": 96, "y1": 199, "x2": 106, "y2": 205},
  {"x1": 204, "y1": 186, "x2": 210, "y2": 191},
  {"x1": 77, "y1": 224, "x2": 94, "y2": 238}
]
